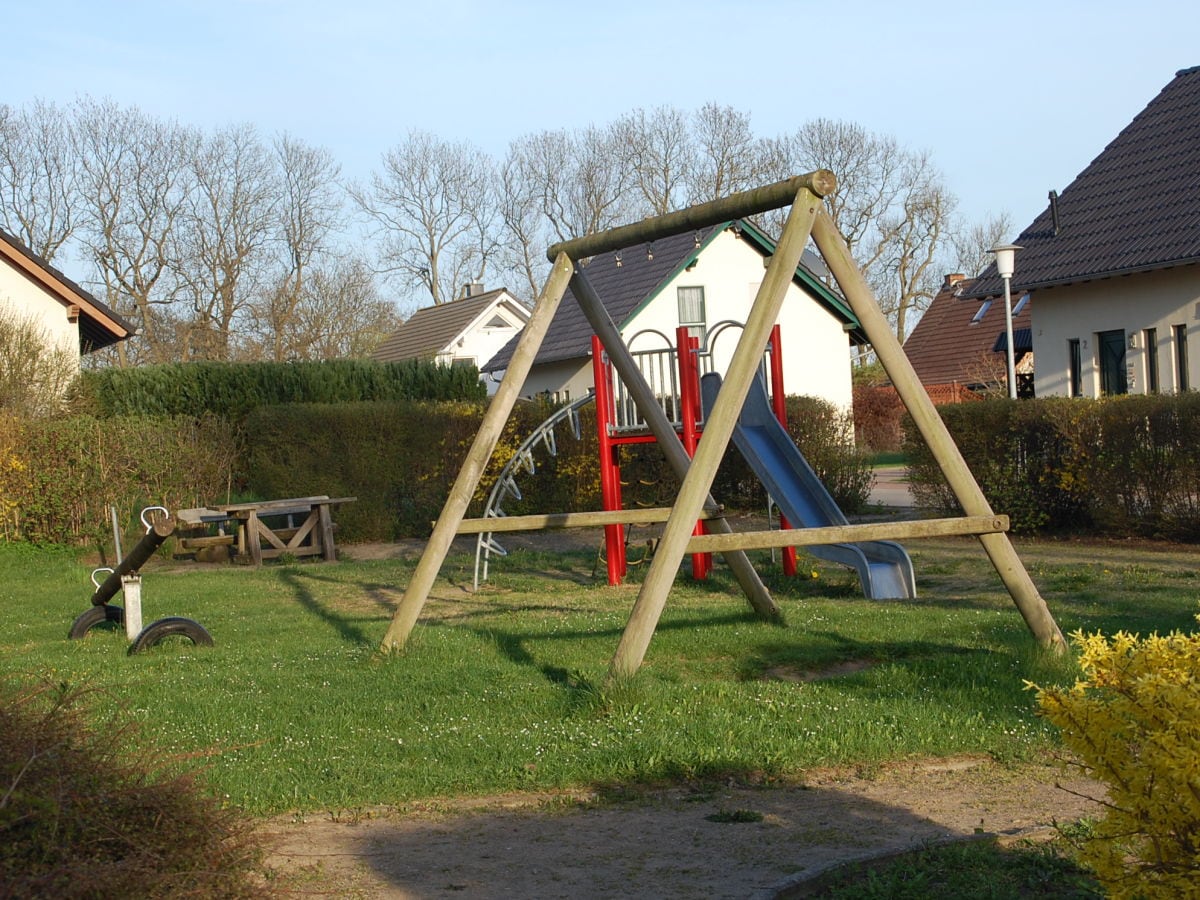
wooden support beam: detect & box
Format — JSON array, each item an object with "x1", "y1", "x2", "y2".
[
  {"x1": 810, "y1": 209, "x2": 1066, "y2": 651},
  {"x1": 455, "y1": 507, "x2": 722, "y2": 534},
  {"x1": 609, "y1": 187, "x2": 822, "y2": 679},
  {"x1": 380, "y1": 253, "x2": 576, "y2": 653},
  {"x1": 569, "y1": 269, "x2": 779, "y2": 621},
  {"x1": 457, "y1": 509, "x2": 1006, "y2": 545},
  {"x1": 547, "y1": 171, "x2": 836, "y2": 262},
  {"x1": 685, "y1": 515, "x2": 1008, "y2": 553}
]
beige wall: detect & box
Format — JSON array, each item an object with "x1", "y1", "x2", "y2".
[
  {"x1": 0, "y1": 262, "x2": 80, "y2": 359},
  {"x1": 1033, "y1": 267, "x2": 1200, "y2": 397}
]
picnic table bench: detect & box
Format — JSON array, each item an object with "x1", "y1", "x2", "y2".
[{"x1": 177, "y1": 496, "x2": 356, "y2": 565}]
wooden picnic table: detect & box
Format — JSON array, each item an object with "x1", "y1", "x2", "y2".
[{"x1": 178, "y1": 496, "x2": 355, "y2": 565}]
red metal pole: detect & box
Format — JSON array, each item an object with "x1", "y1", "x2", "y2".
[
  {"x1": 768, "y1": 325, "x2": 798, "y2": 576},
  {"x1": 591, "y1": 336, "x2": 626, "y2": 584},
  {"x1": 676, "y1": 327, "x2": 711, "y2": 579}
]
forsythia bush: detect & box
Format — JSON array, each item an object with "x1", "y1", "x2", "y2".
[{"x1": 1029, "y1": 621, "x2": 1200, "y2": 898}]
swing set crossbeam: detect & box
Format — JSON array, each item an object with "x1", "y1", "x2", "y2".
[{"x1": 452, "y1": 509, "x2": 1008, "y2": 547}]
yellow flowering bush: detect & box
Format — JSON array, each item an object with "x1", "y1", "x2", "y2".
[{"x1": 1029, "y1": 621, "x2": 1200, "y2": 899}]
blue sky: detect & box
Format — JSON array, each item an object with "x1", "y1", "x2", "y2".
[{"x1": 8, "y1": 0, "x2": 1198, "y2": 238}]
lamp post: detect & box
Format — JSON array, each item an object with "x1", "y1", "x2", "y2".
[{"x1": 990, "y1": 243, "x2": 1022, "y2": 399}]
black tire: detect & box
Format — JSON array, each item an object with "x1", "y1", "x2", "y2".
[
  {"x1": 127, "y1": 617, "x2": 214, "y2": 655},
  {"x1": 68, "y1": 604, "x2": 124, "y2": 639}
]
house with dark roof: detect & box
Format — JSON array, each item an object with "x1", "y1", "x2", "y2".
[
  {"x1": 483, "y1": 219, "x2": 864, "y2": 409},
  {"x1": 903, "y1": 273, "x2": 1033, "y2": 398},
  {"x1": 967, "y1": 65, "x2": 1200, "y2": 398},
  {"x1": 0, "y1": 228, "x2": 133, "y2": 357},
  {"x1": 373, "y1": 286, "x2": 529, "y2": 393}
]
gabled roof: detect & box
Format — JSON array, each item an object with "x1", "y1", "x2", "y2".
[
  {"x1": 373, "y1": 288, "x2": 529, "y2": 363},
  {"x1": 0, "y1": 228, "x2": 134, "y2": 352},
  {"x1": 968, "y1": 66, "x2": 1200, "y2": 298},
  {"x1": 483, "y1": 220, "x2": 861, "y2": 372},
  {"x1": 903, "y1": 275, "x2": 1032, "y2": 387}
]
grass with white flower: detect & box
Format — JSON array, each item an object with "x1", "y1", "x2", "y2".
[{"x1": 0, "y1": 535, "x2": 1194, "y2": 816}]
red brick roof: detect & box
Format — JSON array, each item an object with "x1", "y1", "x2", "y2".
[{"x1": 902, "y1": 275, "x2": 1031, "y2": 389}]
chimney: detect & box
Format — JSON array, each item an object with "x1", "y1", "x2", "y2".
[
  {"x1": 1048, "y1": 190, "x2": 1061, "y2": 235},
  {"x1": 461, "y1": 282, "x2": 485, "y2": 299},
  {"x1": 943, "y1": 273, "x2": 966, "y2": 289}
]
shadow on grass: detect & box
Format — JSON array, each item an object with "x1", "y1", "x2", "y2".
[
  {"x1": 466, "y1": 609, "x2": 768, "y2": 689},
  {"x1": 277, "y1": 569, "x2": 372, "y2": 645}
]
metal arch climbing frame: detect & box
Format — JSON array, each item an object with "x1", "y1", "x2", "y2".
[
  {"x1": 474, "y1": 392, "x2": 594, "y2": 588},
  {"x1": 379, "y1": 170, "x2": 1066, "y2": 674}
]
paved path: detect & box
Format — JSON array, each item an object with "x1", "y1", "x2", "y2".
[{"x1": 867, "y1": 466, "x2": 914, "y2": 509}]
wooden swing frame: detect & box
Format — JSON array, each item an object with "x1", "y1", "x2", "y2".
[{"x1": 379, "y1": 172, "x2": 1065, "y2": 676}]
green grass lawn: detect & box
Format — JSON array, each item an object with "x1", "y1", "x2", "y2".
[{"x1": 1, "y1": 536, "x2": 1196, "y2": 817}]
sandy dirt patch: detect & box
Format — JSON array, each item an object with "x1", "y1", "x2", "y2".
[{"x1": 261, "y1": 756, "x2": 1102, "y2": 898}]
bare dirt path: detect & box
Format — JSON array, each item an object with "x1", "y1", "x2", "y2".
[{"x1": 261, "y1": 756, "x2": 1102, "y2": 898}]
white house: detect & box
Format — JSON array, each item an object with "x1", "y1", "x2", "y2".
[
  {"x1": 373, "y1": 286, "x2": 529, "y2": 394},
  {"x1": 0, "y1": 228, "x2": 132, "y2": 359},
  {"x1": 482, "y1": 220, "x2": 864, "y2": 410},
  {"x1": 965, "y1": 65, "x2": 1200, "y2": 398}
]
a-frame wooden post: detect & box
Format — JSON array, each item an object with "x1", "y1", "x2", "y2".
[
  {"x1": 570, "y1": 268, "x2": 780, "y2": 621},
  {"x1": 380, "y1": 253, "x2": 575, "y2": 652},
  {"x1": 608, "y1": 187, "x2": 822, "y2": 678},
  {"x1": 810, "y1": 209, "x2": 1065, "y2": 651}
]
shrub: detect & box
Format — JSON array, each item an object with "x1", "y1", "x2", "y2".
[
  {"x1": 1030, "y1": 620, "x2": 1200, "y2": 899},
  {"x1": 853, "y1": 384, "x2": 906, "y2": 452},
  {"x1": 0, "y1": 679, "x2": 265, "y2": 898}
]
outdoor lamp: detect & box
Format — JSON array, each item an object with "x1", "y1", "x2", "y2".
[{"x1": 989, "y1": 243, "x2": 1023, "y2": 399}]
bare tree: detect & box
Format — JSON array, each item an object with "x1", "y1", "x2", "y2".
[
  {"x1": 762, "y1": 119, "x2": 957, "y2": 340},
  {"x1": 950, "y1": 210, "x2": 1015, "y2": 278},
  {"x1": 505, "y1": 125, "x2": 638, "y2": 247},
  {"x1": 495, "y1": 150, "x2": 551, "y2": 303},
  {"x1": 73, "y1": 98, "x2": 198, "y2": 365},
  {"x1": 616, "y1": 106, "x2": 695, "y2": 215},
  {"x1": 688, "y1": 103, "x2": 766, "y2": 202},
  {"x1": 292, "y1": 257, "x2": 400, "y2": 359},
  {"x1": 0, "y1": 100, "x2": 79, "y2": 262},
  {"x1": 175, "y1": 124, "x2": 279, "y2": 360},
  {"x1": 352, "y1": 131, "x2": 497, "y2": 307},
  {"x1": 868, "y1": 152, "x2": 957, "y2": 339},
  {"x1": 252, "y1": 134, "x2": 345, "y2": 359}
]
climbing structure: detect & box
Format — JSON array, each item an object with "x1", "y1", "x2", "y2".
[{"x1": 380, "y1": 172, "x2": 1066, "y2": 677}]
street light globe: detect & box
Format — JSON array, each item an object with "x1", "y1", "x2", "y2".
[{"x1": 989, "y1": 243, "x2": 1022, "y2": 279}]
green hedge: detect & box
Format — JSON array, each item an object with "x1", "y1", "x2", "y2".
[
  {"x1": 0, "y1": 414, "x2": 239, "y2": 546},
  {"x1": 906, "y1": 394, "x2": 1200, "y2": 539},
  {"x1": 241, "y1": 399, "x2": 572, "y2": 541},
  {"x1": 240, "y1": 393, "x2": 870, "y2": 543},
  {"x1": 78, "y1": 358, "x2": 486, "y2": 420},
  {"x1": 0, "y1": 391, "x2": 872, "y2": 547}
]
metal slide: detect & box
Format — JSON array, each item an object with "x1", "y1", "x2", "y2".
[{"x1": 700, "y1": 372, "x2": 916, "y2": 600}]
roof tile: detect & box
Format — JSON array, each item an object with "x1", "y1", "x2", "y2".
[{"x1": 968, "y1": 66, "x2": 1200, "y2": 297}]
